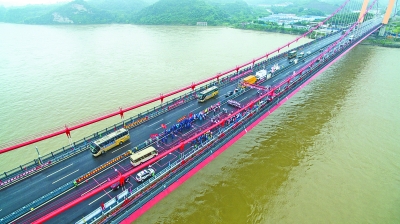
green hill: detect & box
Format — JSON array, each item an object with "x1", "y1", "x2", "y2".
[
  {"x1": 0, "y1": 6, "x2": 6, "y2": 21},
  {"x1": 88, "y1": 0, "x2": 148, "y2": 13},
  {"x1": 208, "y1": 0, "x2": 255, "y2": 23},
  {"x1": 26, "y1": 0, "x2": 114, "y2": 24},
  {"x1": 0, "y1": 4, "x2": 60, "y2": 23},
  {"x1": 87, "y1": 0, "x2": 149, "y2": 23},
  {"x1": 302, "y1": 0, "x2": 337, "y2": 15},
  {"x1": 259, "y1": 0, "x2": 339, "y2": 16},
  {"x1": 0, "y1": 0, "x2": 267, "y2": 25},
  {"x1": 133, "y1": 0, "x2": 229, "y2": 25}
]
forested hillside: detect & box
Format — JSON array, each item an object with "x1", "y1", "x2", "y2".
[
  {"x1": 0, "y1": 0, "x2": 265, "y2": 25},
  {"x1": 26, "y1": 0, "x2": 114, "y2": 24},
  {"x1": 0, "y1": 4, "x2": 60, "y2": 23},
  {"x1": 133, "y1": 0, "x2": 228, "y2": 25},
  {"x1": 89, "y1": 0, "x2": 148, "y2": 14}
]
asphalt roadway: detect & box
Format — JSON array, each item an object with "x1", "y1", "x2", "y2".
[{"x1": 0, "y1": 22, "x2": 378, "y2": 223}]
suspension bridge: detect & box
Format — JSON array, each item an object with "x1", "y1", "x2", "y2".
[{"x1": 0, "y1": 0, "x2": 396, "y2": 223}]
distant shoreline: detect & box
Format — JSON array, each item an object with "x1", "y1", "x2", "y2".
[{"x1": 359, "y1": 38, "x2": 400, "y2": 48}]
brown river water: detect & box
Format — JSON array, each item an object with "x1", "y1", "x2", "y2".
[{"x1": 0, "y1": 23, "x2": 399, "y2": 223}]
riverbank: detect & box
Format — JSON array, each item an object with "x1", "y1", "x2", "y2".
[
  {"x1": 233, "y1": 23, "x2": 306, "y2": 35},
  {"x1": 233, "y1": 23, "x2": 400, "y2": 48},
  {"x1": 360, "y1": 37, "x2": 400, "y2": 48}
]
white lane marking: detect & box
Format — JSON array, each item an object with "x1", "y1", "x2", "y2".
[
  {"x1": 46, "y1": 163, "x2": 74, "y2": 177},
  {"x1": 52, "y1": 169, "x2": 79, "y2": 184},
  {"x1": 239, "y1": 97, "x2": 248, "y2": 102},
  {"x1": 147, "y1": 119, "x2": 163, "y2": 127},
  {"x1": 112, "y1": 144, "x2": 128, "y2": 153},
  {"x1": 193, "y1": 106, "x2": 202, "y2": 111},
  {"x1": 155, "y1": 122, "x2": 171, "y2": 130},
  {"x1": 81, "y1": 180, "x2": 107, "y2": 196},
  {"x1": 88, "y1": 190, "x2": 113, "y2": 205},
  {"x1": 181, "y1": 104, "x2": 195, "y2": 110},
  {"x1": 273, "y1": 79, "x2": 279, "y2": 82},
  {"x1": 112, "y1": 147, "x2": 123, "y2": 153}
]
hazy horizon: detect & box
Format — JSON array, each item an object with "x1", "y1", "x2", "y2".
[{"x1": 0, "y1": 0, "x2": 71, "y2": 7}]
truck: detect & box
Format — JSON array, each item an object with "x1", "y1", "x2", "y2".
[
  {"x1": 255, "y1": 70, "x2": 267, "y2": 80},
  {"x1": 243, "y1": 75, "x2": 257, "y2": 85}
]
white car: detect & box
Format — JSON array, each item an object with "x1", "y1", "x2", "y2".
[{"x1": 135, "y1": 168, "x2": 155, "y2": 182}]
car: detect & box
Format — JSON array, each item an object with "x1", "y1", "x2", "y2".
[
  {"x1": 319, "y1": 48, "x2": 324, "y2": 52},
  {"x1": 306, "y1": 51, "x2": 311, "y2": 55},
  {"x1": 110, "y1": 176, "x2": 130, "y2": 191},
  {"x1": 135, "y1": 167, "x2": 155, "y2": 182},
  {"x1": 225, "y1": 91, "x2": 234, "y2": 97},
  {"x1": 298, "y1": 52, "x2": 304, "y2": 58},
  {"x1": 289, "y1": 59, "x2": 295, "y2": 64}
]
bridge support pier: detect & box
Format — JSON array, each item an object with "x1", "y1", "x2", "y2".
[{"x1": 378, "y1": 26, "x2": 386, "y2": 36}]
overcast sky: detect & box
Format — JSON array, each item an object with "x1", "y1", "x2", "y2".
[{"x1": 0, "y1": 0, "x2": 71, "y2": 6}]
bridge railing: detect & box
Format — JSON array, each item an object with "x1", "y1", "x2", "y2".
[
  {"x1": 0, "y1": 29, "x2": 344, "y2": 189},
  {"x1": 75, "y1": 24, "x2": 383, "y2": 224},
  {"x1": 77, "y1": 88, "x2": 279, "y2": 224},
  {"x1": 77, "y1": 65, "x2": 319, "y2": 224},
  {"x1": 0, "y1": 181, "x2": 74, "y2": 224},
  {"x1": 35, "y1": 12, "x2": 384, "y2": 222},
  {"x1": 0, "y1": 32, "x2": 350, "y2": 224},
  {"x1": 0, "y1": 30, "x2": 340, "y2": 190},
  {"x1": 0, "y1": 69, "x2": 246, "y2": 188}
]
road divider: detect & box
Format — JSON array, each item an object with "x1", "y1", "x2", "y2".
[{"x1": 75, "y1": 151, "x2": 132, "y2": 184}]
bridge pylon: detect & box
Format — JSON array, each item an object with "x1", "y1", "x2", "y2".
[
  {"x1": 358, "y1": 0, "x2": 370, "y2": 23},
  {"x1": 382, "y1": 0, "x2": 396, "y2": 24}
]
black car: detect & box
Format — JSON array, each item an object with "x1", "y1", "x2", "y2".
[
  {"x1": 225, "y1": 91, "x2": 234, "y2": 97},
  {"x1": 110, "y1": 176, "x2": 130, "y2": 191}
]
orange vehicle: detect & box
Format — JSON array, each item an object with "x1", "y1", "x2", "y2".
[{"x1": 243, "y1": 75, "x2": 257, "y2": 85}]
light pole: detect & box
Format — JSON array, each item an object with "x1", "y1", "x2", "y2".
[
  {"x1": 114, "y1": 168, "x2": 124, "y2": 190},
  {"x1": 114, "y1": 168, "x2": 121, "y2": 177},
  {"x1": 35, "y1": 146, "x2": 42, "y2": 165}
]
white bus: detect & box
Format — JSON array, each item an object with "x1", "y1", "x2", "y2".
[
  {"x1": 198, "y1": 86, "x2": 219, "y2": 102},
  {"x1": 130, "y1": 146, "x2": 158, "y2": 166},
  {"x1": 90, "y1": 128, "x2": 130, "y2": 157}
]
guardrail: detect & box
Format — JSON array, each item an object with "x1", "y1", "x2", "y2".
[
  {"x1": 0, "y1": 181, "x2": 74, "y2": 224},
  {"x1": 0, "y1": 30, "x2": 348, "y2": 224},
  {"x1": 76, "y1": 151, "x2": 133, "y2": 184},
  {"x1": 0, "y1": 26, "x2": 346, "y2": 189},
  {"x1": 75, "y1": 28, "x2": 363, "y2": 223},
  {"x1": 0, "y1": 34, "x2": 340, "y2": 192},
  {"x1": 0, "y1": 31, "x2": 341, "y2": 191}
]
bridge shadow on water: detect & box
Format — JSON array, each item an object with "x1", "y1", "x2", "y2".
[{"x1": 133, "y1": 46, "x2": 375, "y2": 224}]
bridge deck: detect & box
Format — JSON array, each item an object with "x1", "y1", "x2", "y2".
[{"x1": 0, "y1": 20, "x2": 381, "y2": 223}]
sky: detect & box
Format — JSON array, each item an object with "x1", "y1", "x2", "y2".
[{"x1": 0, "y1": 0, "x2": 71, "y2": 7}]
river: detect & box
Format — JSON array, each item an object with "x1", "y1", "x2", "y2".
[{"x1": 0, "y1": 23, "x2": 399, "y2": 223}]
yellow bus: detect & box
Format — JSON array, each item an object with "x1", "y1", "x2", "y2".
[
  {"x1": 198, "y1": 86, "x2": 218, "y2": 102},
  {"x1": 130, "y1": 146, "x2": 158, "y2": 166},
  {"x1": 90, "y1": 128, "x2": 130, "y2": 157}
]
